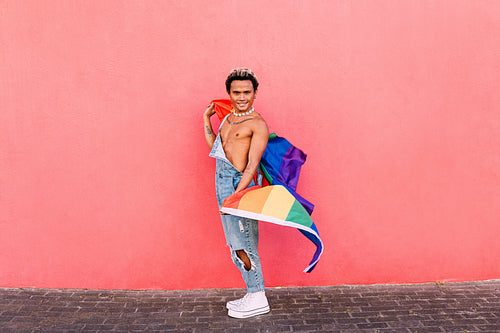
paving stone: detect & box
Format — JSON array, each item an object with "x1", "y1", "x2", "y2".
[{"x1": 0, "y1": 281, "x2": 498, "y2": 332}]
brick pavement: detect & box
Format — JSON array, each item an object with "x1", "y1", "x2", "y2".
[{"x1": 0, "y1": 281, "x2": 498, "y2": 332}]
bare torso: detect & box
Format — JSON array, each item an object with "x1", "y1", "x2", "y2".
[{"x1": 220, "y1": 112, "x2": 266, "y2": 172}]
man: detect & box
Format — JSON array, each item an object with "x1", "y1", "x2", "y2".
[{"x1": 203, "y1": 68, "x2": 270, "y2": 318}]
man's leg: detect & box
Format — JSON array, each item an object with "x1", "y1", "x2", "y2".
[
  {"x1": 227, "y1": 218, "x2": 265, "y2": 292},
  {"x1": 226, "y1": 218, "x2": 269, "y2": 318}
]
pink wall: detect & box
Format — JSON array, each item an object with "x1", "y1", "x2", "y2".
[{"x1": 1, "y1": 1, "x2": 499, "y2": 290}]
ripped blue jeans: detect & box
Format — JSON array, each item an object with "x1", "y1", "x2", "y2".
[{"x1": 215, "y1": 158, "x2": 265, "y2": 293}]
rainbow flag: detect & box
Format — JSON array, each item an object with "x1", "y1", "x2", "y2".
[{"x1": 221, "y1": 185, "x2": 323, "y2": 273}]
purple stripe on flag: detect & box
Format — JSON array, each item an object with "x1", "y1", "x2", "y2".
[{"x1": 278, "y1": 145, "x2": 307, "y2": 192}]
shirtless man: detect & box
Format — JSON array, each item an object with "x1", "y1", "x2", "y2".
[{"x1": 203, "y1": 68, "x2": 270, "y2": 318}]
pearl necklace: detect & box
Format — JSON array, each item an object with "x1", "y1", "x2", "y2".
[{"x1": 233, "y1": 107, "x2": 254, "y2": 117}]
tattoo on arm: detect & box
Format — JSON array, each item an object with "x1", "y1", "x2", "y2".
[
  {"x1": 205, "y1": 125, "x2": 213, "y2": 135},
  {"x1": 242, "y1": 166, "x2": 254, "y2": 175}
]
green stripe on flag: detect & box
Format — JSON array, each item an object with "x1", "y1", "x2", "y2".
[
  {"x1": 260, "y1": 164, "x2": 273, "y2": 184},
  {"x1": 286, "y1": 199, "x2": 313, "y2": 227}
]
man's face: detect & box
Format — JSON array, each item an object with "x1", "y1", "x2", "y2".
[{"x1": 228, "y1": 80, "x2": 257, "y2": 113}]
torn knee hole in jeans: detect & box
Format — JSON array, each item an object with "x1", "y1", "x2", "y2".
[{"x1": 234, "y1": 249, "x2": 256, "y2": 272}]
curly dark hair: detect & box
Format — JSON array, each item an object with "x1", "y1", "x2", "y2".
[{"x1": 225, "y1": 68, "x2": 259, "y2": 93}]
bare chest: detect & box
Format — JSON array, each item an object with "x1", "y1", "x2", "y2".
[{"x1": 220, "y1": 117, "x2": 254, "y2": 147}]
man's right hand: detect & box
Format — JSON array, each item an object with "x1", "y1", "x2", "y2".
[
  {"x1": 204, "y1": 101, "x2": 215, "y2": 119},
  {"x1": 203, "y1": 101, "x2": 217, "y2": 149}
]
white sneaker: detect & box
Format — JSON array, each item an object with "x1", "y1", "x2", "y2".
[
  {"x1": 227, "y1": 291, "x2": 270, "y2": 318},
  {"x1": 226, "y1": 293, "x2": 249, "y2": 310}
]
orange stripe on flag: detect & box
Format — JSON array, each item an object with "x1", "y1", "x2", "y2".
[{"x1": 238, "y1": 186, "x2": 273, "y2": 213}]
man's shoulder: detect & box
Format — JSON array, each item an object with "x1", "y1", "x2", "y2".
[
  {"x1": 253, "y1": 112, "x2": 268, "y2": 125},
  {"x1": 252, "y1": 112, "x2": 269, "y2": 135}
]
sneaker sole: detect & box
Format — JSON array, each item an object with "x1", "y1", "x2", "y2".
[{"x1": 228, "y1": 305, "x2": 270, "y2": 318}]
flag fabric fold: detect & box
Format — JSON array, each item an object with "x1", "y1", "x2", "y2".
[
  {"x1": 212, "y1": 99, "x2": 233, "y2": 121},
  {"x1": 221, "y1": 185, "x2": 323, "y2": 273},
  {"x1": 261, "y1": 133, "x2": 315, "y2": 215}
]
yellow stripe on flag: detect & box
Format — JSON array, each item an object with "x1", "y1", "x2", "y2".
[
  {"x1": 261, "y1": 186, "x2": 295, "y2": 220},
  {"x1": 238, "y1": 186, "x2": 274, "y2": 213}
]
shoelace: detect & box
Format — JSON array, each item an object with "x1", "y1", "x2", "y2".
[{"x1": 232, "y1": 293, "x2": 250, "y2": 306}]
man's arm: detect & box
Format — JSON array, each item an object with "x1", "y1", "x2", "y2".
[
  {"x1": 234, "y1": 119, "x2": 269, "y2": 193},
  {"x1": 203, "y1": 102, "x2": 216, "y2": 149}
]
